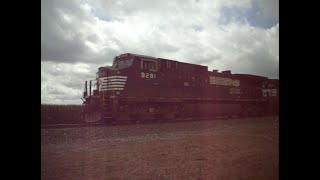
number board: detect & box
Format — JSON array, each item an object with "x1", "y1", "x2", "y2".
[{"x1": 141, "y1": 72, "x2": 156, "y2": 79}]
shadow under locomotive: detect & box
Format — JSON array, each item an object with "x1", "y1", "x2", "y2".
[{"x1": 82, "y1": 53, "x2": 279, "y2": 124}]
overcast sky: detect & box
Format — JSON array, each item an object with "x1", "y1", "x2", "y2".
[{"x1": 41, "y1": 0, "x2": 279, "y2": 104}]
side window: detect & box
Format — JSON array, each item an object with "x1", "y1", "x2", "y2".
[{"x1": 141, "y1": 60, "x2": 158, "y2": 71}]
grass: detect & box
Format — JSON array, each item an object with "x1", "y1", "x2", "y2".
[{"x1": 41, "y1": 104, "x2": 84, "y2": 124}]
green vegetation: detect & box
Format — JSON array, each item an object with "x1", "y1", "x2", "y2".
[{"x1": 41, "y1": 104, "x2": 84, "y2": 124}]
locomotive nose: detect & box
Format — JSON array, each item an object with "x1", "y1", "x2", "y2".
[{"x1": 98, "y1": 67, "x2": 127, "y2": 92}]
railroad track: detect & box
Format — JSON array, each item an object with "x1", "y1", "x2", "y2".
[
  {"x1": 41, "y1": 123, "x2": 106, "y2": 129},
  {"x1": 41, "y1": 115, "x2": 274, "y2": 129}
]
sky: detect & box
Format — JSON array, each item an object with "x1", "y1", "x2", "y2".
[{"x1": 41, "y1": 0, "x2": 279, "y2": 104}]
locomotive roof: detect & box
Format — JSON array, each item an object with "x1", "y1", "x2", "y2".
[
  {"x1": 117, "y1": 53, "x2": 208, "y2": 67},
  {"x1": 115, "y1": 53, "x2": 157, "y2": 60},
  {"x1": 233, "y1": 74, "x2": 268, "y2": 80},
  {"x1": 158, "y1": 58, "x2": 207, "y2": 67}
]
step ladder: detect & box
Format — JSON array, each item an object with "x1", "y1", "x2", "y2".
[{"x1": 102, "y1": 91, "x2": 114, "y2": 123}]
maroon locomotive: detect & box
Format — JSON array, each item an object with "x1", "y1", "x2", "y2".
[{"x1": 82, "y1": 53, "x2": 279, "y2": 123}]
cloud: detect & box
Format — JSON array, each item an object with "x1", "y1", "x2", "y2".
[
  {"x1": 41, "y1": 61, "x2": 99, "y2": 104},
  {"x1": 41, "y1": 0, "x2": 278, "y2": 104},
  {"x1": 255, "y1": 0, "x2": 279, "y2": 21}
]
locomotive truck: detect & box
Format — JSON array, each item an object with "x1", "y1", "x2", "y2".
[{"x1": 82, "y1": 53, "x2": 279, "y2": 123}]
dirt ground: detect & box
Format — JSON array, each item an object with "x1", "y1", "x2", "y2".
[{"x1": 41, "y1": 117, "x2": 278, "y2": 180}]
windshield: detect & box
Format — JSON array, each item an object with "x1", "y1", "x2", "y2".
[{"x1": 113, "y1": 58, "x2": 133, "y2": 67}]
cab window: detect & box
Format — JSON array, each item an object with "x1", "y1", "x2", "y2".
[
  {"x1": 140, "y1": 59, "x2": 158, "y2": 71},
  {"x1": 113, "y1": 58, "x2": 133, "y2": 67}
]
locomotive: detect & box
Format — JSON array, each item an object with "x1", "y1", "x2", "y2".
[{"x1": 82, "y1": 53, "x2": 279, "y2": 123}]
